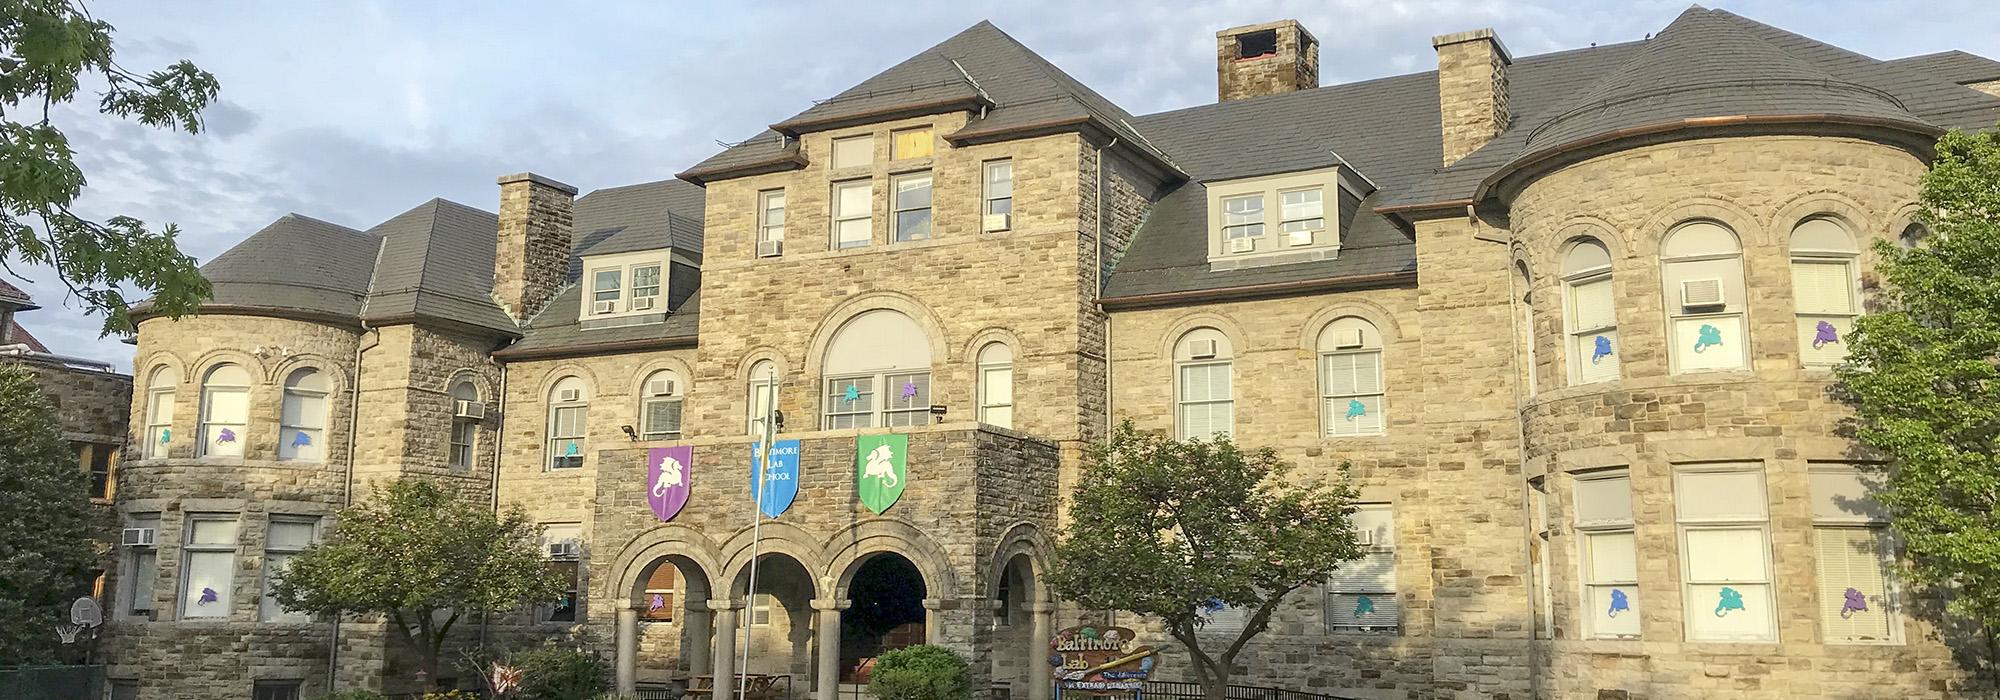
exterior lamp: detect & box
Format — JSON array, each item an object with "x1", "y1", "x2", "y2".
[{"x1": 930, "y1": 404, "x2": 948, "y2": 423}]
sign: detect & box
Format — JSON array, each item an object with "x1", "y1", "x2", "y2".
[
  {"x1": 855, "y1": 434, "x2": 908, "y2": 514},
  {"x1": 751, "y1": 439, "x2": 801, "y2": 517},
  {"x1": 1048, "y1": 625, "x2": 1155, "y2": 694},
  {"x1": 647, "y1": 446, "x2": 693, "y2": 522}
]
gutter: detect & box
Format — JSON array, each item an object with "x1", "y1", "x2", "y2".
[
  {"x1": 1097, "y1": 270, "x2": 1417, "y2": 311},
  {"x1": 771, "y1": 95, "x2": 994, "y2": 135},
  {"x1": 490, "y1": 335, "x2": 698, "y2": 362}
]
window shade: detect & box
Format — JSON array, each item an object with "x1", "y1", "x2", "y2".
[
  {"x1": 1574, "y1": 475, "x2": 1633, "y2": 525},
  {"x1": 1676, "y1": 470, "x2": 1767, "y2": 520},
  {"x1": 1792, "y1": 260, "x2": 1856, "y2": 315},
  {"x1": 1815, "y1": 527, "x2": 1895, "y2": 642},
  {"x1": 1570, "y1": 277, "x2": 1617, "y2": 331}
]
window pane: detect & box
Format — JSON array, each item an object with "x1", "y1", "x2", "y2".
[
  {"x1": 190, "y1": 519, "x2": 239, "y2": 545},
  {"x1": 1686, "y1": 583, "x2": 1774, "y2": 641},
  {"x1": 1281, "y1": 189, "x2": 1322, "y2": 221},
  {"x1": 837, "y1": 218, "x2": 871, "y2": 248},
  {"x1": 1585, "y1": 531, "x2": 1638, "y2": 582},
  {"x1": 831, "y1": 136, "x2": 871, "y2": 169},
  {"x1": 206, "y1": 389, "x2": 248, "y2": 423},
  {"x1": 1574, "y1": 476, "x2": 1633, "y2": 525},
  {"x1": 981, "y1": 366, "x2": 1013, "y2": 405},
  {"x1": 1327, "y1": 550, "x2": 1395, "y2": 590},
  {"x1": 1570, "y1": 277, "x2": 1616, "y2": 331},
  {"x1": 268, "y1": 521, "x2": 316, "y2": 550},
  {"x1": 887, "y1": 372, "x2": 931, "y2": 411},
  {"x1": 593, "y1": 269, "x2": 621, "y2": 300},
  {"x1": 895, "y1": 174, "x2": 932, "y2": 242},
  {"x1": 1324, "y1": 394, "x2": 1384, "y2": 436},
  {"x1": 1671, "y1": 314, "x2": 1748, "y2": 372},
  {"x1": 1809, "y1": 468, "x2": 1889, "y2": 522},
  {"x1": 1816, "y1": 527, "x2": 1895, "y2": 642},
  {"x1": 644, "y1": 399, "x2": 683, "y2": 438},
  {"x1": 261, "y1": 552, "x2": 303, "y2": 622},
  {"x1": 1684, "y1": 528, "x2": 1769, "y2": 582},
  {"x1": 985, "y1": 161, "x2": 1013, "y2": 201},
  {"x1": 182, "y1": 550, "x2": 234, "y2": 618},
  {"x1": 1792, "y1": 260, "x2": 1855, "y2": 315},
  {"x1": 1676, "y1": 470, "x2": 1767, "y2": 521},
  {"x1": 1575, "y1": 329, "x2": 1621, "y2": 384},
  {"x1": 632, "y1": 265, "x2": 662, "y2": 295},
  {"x1": 128, "y1": 550, "x2": 157, "y2": 613},
  {"x1": 1586, "y1": 585, "x2": 1641, "y2": 638},
  {"x1": 1326, "y1": 593, "x2": 1399, "y2": 632}
]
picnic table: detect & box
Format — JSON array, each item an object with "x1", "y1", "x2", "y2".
[{"x1": 680, "y1": 673, "x2": 792, "y2": 700}]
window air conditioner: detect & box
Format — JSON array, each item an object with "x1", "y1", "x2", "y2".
[
  {"x1": 1189, "y1": 338, "x2": 1219, "y2": 360},
  {"x1": 1285, "y1": 229, "x2": 1314, "y2": 247},
  {"x1": 122, "y1": 527, "x2": 156, "y2": 547},
  {"x1": 453, "y1": 400, "x2": 486, "y2": 420},
  {"x1": 630, "y1": 297, "x2": 655, "y2": 311},
  {"x1": 982, "y1": 214, "x2": 1012, "y2": 232},
  {"x1": 1680, "y1": 278, "x2": 1725, "y2": 309},
  {"x1": 547, "y1": 540, "x2": 581, "y2": 560},
  {"x1": 558, "y1": 389, "x2": 583, "y2": 403},
  {"x1": 1227, "y1": 238, "x2": 1256, "y2": 254},
  {"x1": 758, "y1": 240, "x2": 784, "y2": 258},
  {"x1": 593, "y1": 300, "x2": 618, "y2": 315},
  {"x1": 1333, "y1": 328, "x2": 1366, "y2": 349},
  {"x1": 647, "y1": 379, "x2": 677, "y2": 396},
  {"x1": 1354, "y1": 529, "x2": 1374, "y2": 547}
]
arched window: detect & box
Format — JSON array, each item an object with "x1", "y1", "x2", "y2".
[
  {"x1": 1898, "y1": 222, "x2": 1930, "y2": 249},
  {"x1": 1791, "y1": 218, "x2": 1861, "y2": 367},
  {"x1": 1661, "y1": 221, "x2": 1748, "y2": 373},
  {"x1": 640, "y1": 370, "x2": 684, "y2": 440},
  {"x1": 1514, "y1": 261, "x2": 1537, "y2": 397},
  {"x1": 198, "y1": 364, "x2": 251, "y2": 458},
  {"x1": 747, "y1": 360, "x2": 778, "y2": 438},
  {"x1": 976, "y1": 343, "x2": 1015, "y2": 429},
  {"x1": 1174, "y1": 328, "x2": 1233, "y2": 440},
  {"x1": 143, "y1": 366, "x2": 179, "y2": 459},
  {"x1": 547, "y1": 377, "x2": 588, "y2": 470},
  {"x1": 1562, "y1": 239, "x2": 1619, "y2": 384},
  {"x1": 449, "y1": 381, "x2": 480, "y2": 470},
  {"x1": 1318, "y1": 318, "x2": 1385, "y2": 437},
  {"x1": 279, "y1": 368, "x2": 328, "y2": 462},
  {"x1": 822, "y1": 310, "x2": 932, "y2": 429}
]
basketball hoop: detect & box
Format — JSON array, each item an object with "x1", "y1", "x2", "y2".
[
  {"x1": 56, "y1": 624, "x2": 84, "y2": 644},
  {"x1": 71, "y1": 597, "x2": 103, "y2": 628}
]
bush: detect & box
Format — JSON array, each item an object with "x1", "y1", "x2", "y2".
[
  {"x1": 868, "y1": 645, "x2": 970, "y2": 700},
  {"x1": 506, "y1": 643, "x2": 608, "y2": 700}
]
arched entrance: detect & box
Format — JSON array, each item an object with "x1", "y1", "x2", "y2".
[
  {"x1": 622, "y1": 554, "x2": 716, "y2": 692},
  {"x1": 729, "y1": 552, "x2": 819, "y2": 691},
  {"x1": 841, "y1": 553, "x2": 928, "y2": 683}
]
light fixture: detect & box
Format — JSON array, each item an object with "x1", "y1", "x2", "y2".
[
  {"x1": 620, "y1": 425, "x2": 639, "y2": 441},
  {"x1": 773, "y1": 409, "x2": 786, "y2": 432},
  {"x1": 929, "y1": 404, "x2": 948, "y2": 423}
]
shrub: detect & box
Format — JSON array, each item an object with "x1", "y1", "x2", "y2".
[
  {"x1": 868, "y1": 645, "x2": 970, "y2": 700},
  {"x1": 312, "y1": 692, "x2": 387, "y2": 700},
  {"x1": 506, "y1": 643, "x2": 608, "y2": 700}
]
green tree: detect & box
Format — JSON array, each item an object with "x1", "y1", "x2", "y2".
[
  {"x1": 273, "y1": 478, "x2": 568, "y2": 690},
  {"x1": 1837, "y1": 124, "x2": 2000, "y2": 674},
  {"x1": 2, "y1": 0, "x2": 217, "y2": 334},
  {"x1": 867, "y1": 645, "x2": 970, "y2": 700},
  {"x1": 1049, "y1": 423, "x2": 1364, "y2": 700},
  {"x1": 0, "y1": 362, "x2": 94, "y2": 662}
]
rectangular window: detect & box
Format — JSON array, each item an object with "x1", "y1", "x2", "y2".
[
  {"x1": 1279, "y1": 188, "x2": 1324, "y2": 245},
  {"x1": 642, "y1": 564, "x2": 677, "y2": 623},
  {"x1": 832, "y1": 180, "x2": 872, "y2": 249},
  {"x1": 884, "y1": 371, "x2": 932, "y2": 426},
  {"x1": 893, "y1": 172, "x2": 933, "y2": 242},
  {"x1": 1327, "y1": 504, "x2": 1398, "y2": 633},
  {"x1": 1575, "y1": 472, "x2": 1639, "y2": 639},
  {"x1": 124, "y1": 513, "x2": 160, "y2": 617},
  {"x1": 541, "y1": 524, "x2": 582, "y2": 623},
  {"x1": 200, "y1": 386, "x2": 249, "y2": 458},
  {"x1": 1566, "y1": 275, "x2": 1620, "y2": 384},
  {"x1": 831, "y1": 135, "x2": 872, "y2": 169},
  {"x1": 261, "y1": 518, "x2": 318, "y2": 623},
  {"x1": 983, "y1": 160, "x2": 1013, "y2": 218},
  {"x1": 591, "y1": 268, "x2": 622, "y2": 314},
  {"x1": 1221, "y1": 194, "x2": 1265, "y2": 241},
  {"x1": 449, "y1": 419, "x2": 476, "y2": 470},
  {"x1": 75, "y1": 442, "x2": 116, "y2": 500},
  {"x1": 547, "y1": 405, "x2": 586, "y2": 470},
  {"x1": 642, "y1": 394, "x2": 683, "y2": 441},
  {"x1": 181, "y1": 516, "x2": 239, "y2": 620},
  {"x1": 252, "y1": 681, "x2": 302, "y2": 700},
  {"x1": 1176, "y1": 362, "x2": 1233, "y2": 440},
  {"x1": 746, "y1": 593, "x2": 776, "y2": 627},
  {"x1": 1675, "y1": 467, "x2": 1776, "y2": 642},
  {"x1": 1319, "y1": 351, "x2": 1384, "y2": 437},
  {"x1": 144, "y1": 387, "x2": 174, "y2": 459},
  {"x1": 747, "y1": 375, "x2": 777, "y2": 438},
  {"x1": 1810, "y1": 466, "x2": 1898, "y2": 643},
  {"x1": 824, "y1": 376, "x2": 877, "y2": 430},
  {"x1": 978, "y1": 365, "x2": 1014, "y2": 429},
  {"x1": 630, "y1": 265, "x2": 662, "y2": 310},
  {"x1": 758, "y1": 190, "x2": 786, "y2": 253},
  {"x1": 279, "y1": 388, "x2": 326, "y2": 463},
  {"x1": 891, "y1": 128, "x2": 933, "y2": 160},
  {"x1": 1793, "y1": 259, "x2": 1858, "y2": 367}
]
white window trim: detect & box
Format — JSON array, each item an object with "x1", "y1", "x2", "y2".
[
  {"x1": 539, "y1": 524, "x2": 583, "y2": 623},
  {"x1": 891, "y1": 170, "x2": 933, "y2": 243},
  {"x1": 1174, "y1": 359, "x2": 1233, "y2": 441},
  {"x1": 1327, "y1": 503, "x2": 1399, "y2": 634},
  {"x1": 197, "y1": 368, "x2": 250, "y2": 459},
  {"x1": 1674, "y1": 465, "x2": 1778, "y2": 643},
  {"x1": 122, "y1": 514, "x2": 161, "y2": 619},
  {"x1": 1318, "y1": 347, "x2": 1385, "y2": 438},
  {"x1": 640, "y1": 379, "x2": 684, "y2": 441},
  {"x1": 1203, "y1": 165, "x2": 1353, "y2": 263},
  {"x1": 1573, "y1": 471, "x2": 1638, "y2": 640},
  {"x1": 758, "y1": 189, "x2": 786, "y2": 248},
  {"x1": 1277, "y1": 186, "x2": 1327, "y2": 239},
  {"x1": 823, "y1": 370, "x2": 932, "y2": 430},
  {"x1": 630, "y1": 263, "x2": 663, "y2": 309},
  {"x1": 1791, "y1": 252, "x2": 1860, "y2": 368},
  {"x1": 1661, "y1": 226, "x2": 1751, "y2": 376},
  {"x1": 449, "y1": 418, "x2": 477, "y2": 470},
  {"x1": 546, "y1": 391, "x2": 588, "y2": 471},
  {"x1": 1220, "y1": 193, "x2": 1266, "y2": 241},
  {"x1": 278, "y1": 373, "x2": 327, "y2": 463},
  {"x1": 589, "y1": 266, "x2": 624, "y2": 314},
  {"x1": 977, "y1": 360, "x2": 1014, "y2": 429},
  {"x1": 143, "y1": 382, "x2": 175, "y2": 460},
  {"x1": 1563, "y1": 266, "x2": 1617, "y2": 385},
  {"x1": 830, "y1": 135, "x2": 873, "y2": 170},
  {"x1": 179, "y1": 514, "x2": 239, "y2": 620},
  {"x1": 982, "y1": 159, "x2": 1013, "y2": 221},
  {"x1": 1809, "y1": 464, "x2": 1903, "y2": 645},
  {"x1": 832, "y1": 179, "x2": 872, "y2": 249},
  {"x1": 261, "y1": 516, "x2": 319, "y2": 623},
  {"x1": 747, "y1": 371, "x2": 778, "y2": 438}
]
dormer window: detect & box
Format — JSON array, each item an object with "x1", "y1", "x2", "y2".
[
  {"x1": 630, "y1": 265, "x2": 661, "y2": 312},
  {"x1": 1205, "y1": 165, "x2": 1357, "y2": 270},
  {"x1": 1279, "y1": 188, "x2": 1324, "y2": 246},
  {"x1": 1222, "y1": 194, "x2": 1265, "y2": 250},
  {"x1": 590, "y1": 268, "x2": 623, "y2": 315},
  {"x1": 577, "y1": 251, "x2": 674, "y2": 326}
]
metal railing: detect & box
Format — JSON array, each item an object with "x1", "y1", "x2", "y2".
[
  {"x1": 0, "y1": 665, "x2": 105, "y2": 700},
  {"x1": 1136, "y1": 681, "x2": 1360, "y2": 700}
]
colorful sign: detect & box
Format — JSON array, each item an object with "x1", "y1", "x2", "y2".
[
  {"x1": 647, "y1": 446, "x2": 693, "y2": 522},
  {"x1": 1048, "y1": 625, "x2": 1155, "y2": 695},
  {"x1": 751, "y1": 439, "x2": 801, "y2": 518},
  {"x1": 855, "y1": 434, "x2": 908, "y2": 514}
]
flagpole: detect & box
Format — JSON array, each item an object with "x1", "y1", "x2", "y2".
[{"x1": 739, "y1": 366, "x2": 778, "y2": 699}]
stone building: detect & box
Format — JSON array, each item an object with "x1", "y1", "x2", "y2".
[{"x1": 102, "y1": 7, "x2": 2000, "y2": 700}]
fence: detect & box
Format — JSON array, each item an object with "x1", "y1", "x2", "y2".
[
  {"x1": 0, "y1": 665, "x2": 106, "y2": 700},
  {"x1": 1134, "y1": 681, "x2": 1360, "y2": 700}
]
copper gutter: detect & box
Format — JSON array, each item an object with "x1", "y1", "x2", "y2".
[
  {"x1": 490, "y1": 334, "x2": 697, "y2": 361},
  {"x1": 1098, "y1": 270, "x2": 1416, "y2": 310},
  {"x1": 770, "y1": 95, "x2": 994, "y2": 135}
]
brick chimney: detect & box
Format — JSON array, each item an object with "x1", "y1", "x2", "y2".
[
  {"x1": 494, "y1": 172, "x2": 577, "y2": 321},
  {"x1": 1217, "y1": 20, "x2": 1319, "y2": 102},
  {"x1": 1433, "y1": 28, "x2": 1512, "y2": 166}
]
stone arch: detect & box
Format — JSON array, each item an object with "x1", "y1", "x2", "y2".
[
  {"x1": 825, "y1": 519, "x2": 960, "y2": 598},
  {"x1": 604, "y1": 523, "x2": 726, "y2": 602},
  {"x1": 189, "y1": 348, "x2": 268, "y2": 385},
  {"x1": 444, "y1": 368, "x2": 496, "y2": 402},
  {"x1": 718, "y1": 522, "x2": 832, "y2": 601},
  {"x1": 631, "y1": 356, "x2": 696, "y2": 398},
  {"x1": 531, "y1": 362, "x2": 603, "y2": 399},
  {"x1": 1770, "y1": 190, "x2": 1876, "y2": 247},
  {"x1": 1639, "y1": 197, "x2": 1765, "y2": 253},
  {"x1": 734, "y1": 348, "x2": 792, "y2": 382},
  {"x1": 1537, "y1": 215, "x2": 1629, "y2": 269},
  {"x1": 135, "y1": 351, "x2": 189, "y2": 389},
  {"x1": 988, "y1": 521, "x2": 1053, "y2": 602},
  {"x1": 803, "y1": 292, "x2": 952, "y2": 378},
  {"x1": 961, "y1": 327, "x2": 1025, "y2": 363},
  {"x1": 1295, "y1": 300, "x2": 1405, "y2": 351},
  {"x1": 1152, "y1": 311, "x2": 1250, "y2": 362},
  {"x1": 271, "y1": 354, "x2": 350, "y2": 395}
]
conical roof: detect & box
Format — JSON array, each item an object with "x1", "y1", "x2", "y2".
[{"x1": 197, "y1": 214, "x2": 378, "y2": 318}]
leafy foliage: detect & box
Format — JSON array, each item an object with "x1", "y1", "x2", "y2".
[
  {"x1": 1838, "y1": 125, "x2": 2000, "y2": 630},
  {"x1": 273, "y1": 478, "x2": 568, "y2": 689},
  {"x1": 1049, "y1": 423, "x2": 1363, "y2": 699},
  {"x1": 0, "y1": 362, "x2": 94, "y2": 662},
  {"x1": 0, "y1": 0, "x2": 215, "y2": 333},
  {"x1": 867, "y1": 644, "x2": 970, "y2": 700},
  {"x1": 503, "y1": 643, "x2": 607, "y2": 700}
]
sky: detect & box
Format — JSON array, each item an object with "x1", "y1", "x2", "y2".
[{"x1": 12, "y1": 0, "x2": 2000, "y2": 368}]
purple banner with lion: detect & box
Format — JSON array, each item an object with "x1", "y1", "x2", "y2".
[{"x1": 647, "y1": 446, "x2": 693, "y2": 522}]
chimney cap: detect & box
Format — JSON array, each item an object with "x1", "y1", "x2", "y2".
[
  {"x1": 496, "y1": 172, "x2": 578, "y2": 195},
  {"x1": 1431, "y1": 28, "x2": 1513, "y2": 64},
  {"x1": 1217, "y1": 19, "x2": 1316, "y2": 45}
]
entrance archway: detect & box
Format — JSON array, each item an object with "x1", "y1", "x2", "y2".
[
  {"x1": 624, "y1": 554, "x2": 715, "y2": 690},
  {"x1": 729, "y1": 552, "x2": 818, "y2": 687},
  {"x1": 841, "y1": 553, "x2": 928, "y2": 683}
]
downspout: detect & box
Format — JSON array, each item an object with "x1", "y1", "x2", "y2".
[
  {"x1": 1496, "y1": 212, "x2": 1542, "y2": 700},
  {"x1": 331, "y1": 318, "x2": 379, "y2": 690},
  {"x1": 480, "y1": 357, "x2": 508, "y2": 652},
  {"x1": 1096, "y1": 138, "x2": 1118, "y2": 435}
]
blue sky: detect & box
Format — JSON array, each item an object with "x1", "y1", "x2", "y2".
[{"x1": 15, "y1": 0, "x2": 2000, "y2": 367}]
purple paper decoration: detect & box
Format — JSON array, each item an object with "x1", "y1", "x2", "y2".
[
  {"x1": 216, "y1": 428, "x2": 237, "y2": 444},
  {"x1": 649, "y1": 594, "x2": 666, "y2": 611},
  {"x1": 198, "y1": 587, "x2": 218, "y2": 606},
  {"x1": 1841, "y1": 587, "x2": 1869, "y2": 619},
  {"x1": 900, "y1": 380, "x2": 918, "y2": 400},
  {"x1": 646, "y1": 446, "x2": 693, "y2": 522},
  {"x1": 1813, "y1": 320, "x2": 1841, "y2": 349}
]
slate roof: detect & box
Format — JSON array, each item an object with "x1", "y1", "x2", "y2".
[
  {"x1": 1889, "y1": 50, "x2": 2000, "y2": 87},
  {"x1": 194, "y1": 214, "x2": 379, "y2": 318},
  {"x1": 496, "y1": 286, "x2": 700, "y2": 359},
  {"x1": 2, "y1": 315, "x2": 49, "y2": 352},
  {"x1": 359, "y1": 199, "x2": 517, "y2": 334},
  {"x1": 573, "y1": 179, "x2": 706, "y2": 261}
]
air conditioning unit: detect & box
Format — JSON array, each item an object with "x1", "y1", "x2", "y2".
[
  {"x1": 1332, "y1": 328, "x2": 1366, "y2": 349},
  {"x1": 557, "y1": 388, "x2": 583, "y2": 403},
  {"x1": 647, "y1": 378, "x2": 678, "y2": 396},
  {"x1": 758, "y1": 239, "x2": 784, "y2": 258},
  {"x1": 547, "y1": 540, "x2": 581, "y2": 560},
  {"x1": 1227, "y1": 238, "x2": 1256, "y2": 254},
  {"x1": 982, "y1": 214, "x2": 1012, "y2": 232},
  {"x1": 453, "y1": 400, "x2": 486, "y2": 420},
  {"x1": 1354, "y1": 529, "x2": 1375, "y2": 547},
  {"x1": 630, "y1": 297, "x2": 655, "y2": 311},
  {"x1": 1681, "y1": 278, "x2": 1725, "y2": 309},
  {"x1": 1188, "y1": 338, "x2": 1219, "y2": 360},
  {"x1": 592, "y1": 300, "x2": 618, "y2": 315},
  {"x1": 1285, "y1": 229, "x2": 1314, "y2": 247},
  {"x1": 121, "y1": 527, "x2": 156, "y2": 547}
]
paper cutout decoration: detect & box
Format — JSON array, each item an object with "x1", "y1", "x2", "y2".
[
  {"x1": 1607, "y1": 589, "x2": 1631, "y2": 617},
  {"x1": 1694, "y1": 324, "x2": 1724, "y2": 353},
  {"x1": 649, "y1": 594, "x2": 666, "y2": 612},
  {"x1": 198, "y1": 587, "x2": 218, "y2": 606},
  {"x1": 1714, "y1": 586, "x2": 1746, "y2": 617},
  {"x1": 1592, "y1": 335, "x2": 1614, "y2": 364},
  {"x1": 1352, "y1": 595, "x2": 1376, "y2": 619},
  {"x1": 160, "y1": 428, "x2": 171, "y2": 444},
  {"x1": 1345, "y1": 399, "x2": 1366, "y2": 420},
  {"x1": 1199, "y1": 598, "x2": 1225, "y2": 615},
  {"x1": 565, "y1": 442, "x2": 580, "y2": 456},
  {"x1": 1814, "y1": 320, "x2": 1841, "y2": 349},
  {"x1": 291, "y1": 431, "x2": 312, "y2": 447},
  {"x1": 901, "y1": 380, "x2": 918, "y2": 400},
  {"x1": 1841, "y1": 587, "x2": 1869, "y2": 619},
  {"x1": 843, "y1": 384, "x2": 860, "y2": 403},
  {"x1": 647, "y1": 446, "x2": 693, "y2": 522},
  {"x1": 216, "y1": 428, "x2": 237, "y2": 444},
  {"x1": 855, "y1": 434, "x2": 908, "y2": 514}
]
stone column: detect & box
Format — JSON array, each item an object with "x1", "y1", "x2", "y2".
[
  {"x1": 1027, "y1": 602, "x2": 1055, "y2": 700},
  {"x1": 616, "y1": 601, "x2": 640, "y2": 696},
  {"x1": 811, "y1": 598, "x2": 850, "y2": 700},
  {"x1": 921, "y1": 598, "x2": 950, "y2": 645},
  {"x1": 710, "y1": 600, "x2": 741, "y2": 700},
  {"x1": 685, "y1": 605, "x2": 712, "y2": 678}
]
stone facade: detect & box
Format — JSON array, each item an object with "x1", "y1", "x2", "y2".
[
  {"x1": 1434, "y1": 29, "x2": 1511, "y2": 167},
  {"x1": 1216, "y1": 20, "x2": 1319, "y2": 103}
]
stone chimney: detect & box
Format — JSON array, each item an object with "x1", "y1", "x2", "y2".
[
  {"x1": 1433, "y1": 28, "x2": 1512, "y2": 166},
  {"x1": 1217, "y1": 20, "x2": 1319, "y2": 102},
  {"x1": 494, "y1": 172, "x2": 577, "y2": 321}
]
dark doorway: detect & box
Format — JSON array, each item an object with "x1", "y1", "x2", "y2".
[{"x1": 841, "y1": 554, "x2": 926, "y2": 681}]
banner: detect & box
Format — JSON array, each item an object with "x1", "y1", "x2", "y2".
[
  {"x1": 855, "y1": 434, "x2": 908, "y2": 514},
  {"x1": 1049, "y1": 626, "x2": 1155, "y2": 695},
  {"x1": 750, "y1": 439, "x2": 801, "y2": 518},
  {"x1": 647, "y1": 446, "x2": 692, "y2": 522}
]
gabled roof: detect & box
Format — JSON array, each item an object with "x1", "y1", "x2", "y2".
[
  {"x1": 0, "y1": 277, "x2": 36, "y2": 310},
  {"x1": 573, "y1": 178, "x2": 706, "y2": 260},
  {"x1": 2, "y1": 316, "x2": 48, "y2": 352},
  {"x1": 193, "y1": 213, "x2": 378, "y2": 318},
  {"x1": 1888, "y1": 50, "x2": 2000, "y2": 88},
  {"x1": 361, "y1": 199, "x2": 517, "y2": 334}
]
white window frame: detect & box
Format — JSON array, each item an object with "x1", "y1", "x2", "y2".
[
  {"x1": 823, "y1": 370, "x2": 932, "y2": 430},
  {"x1": 830, "y1": 135, "x2": 873, "y2": 170},
  {"x1": 976, "y1": 344, "x2": 1014, "y2": 429},
  {"x1": 640, "y1": 371, "x2": 684, "y2": 441},
  {"x1": 1810, "y1": 464, "x2": 1902, "y2": 644},
  {"x1": 758, "y1": 189, "x2": 786, "y2": 250},
  {"x1": 261, "y1": 516, "x2": 319, "y2": 623},
  {"x1": 198, "y1": 365, "x2": 250, "y2": 458},
  {"x1": 1562, "y1": 240, "x2": 1619, "y2": 385},
  {"x1": 1327, "y1": 503, "x2": 1399, "y2": 634},
  {"x1": 746, "y1": 593, "x2": 776, "y2": 627},
  {"x1": 1674, "y1": 465, "x2": 1778, "y2": 642},
  {"x1": 629, "y1": 264, "x2": 662, "y2": 311},
  {"x1": 539, "y1": 524, "x2": 583, "y2": 623},
  {"x1": 1790, "y1": 218, "x2": 1861, "y2": 368},
  {"x1": 546, "y1": 380, "x2": 587, "y2": 470},
  {"x1": 143, "y1": 367, "x2": 176, "y2": 459},
  {"x1": 1278, "y1": 187, "x2": 1325, "y2": 241},
  {"x1": 278, "y1": 368, "x2": 327, "y2": 463},
  {"x1": 832, "y1": 179, "x2": 872, "y2": 249},
  {"x1": 1661, "y1": 222, "x2": 1750, "y2": 375},
  {"x1": 590, "y1": 267, "x2": 624, "y2": 315},
  {"x1": 1175, "y1": 360, "x2": 1233, "y2": 441},
  {"x1": 1220, "y1": 194, "x2": 1265, "y2": 242},
  {"x1": 448, "y1": 382, "x2": 479, "y2": 471},
  {"x1": 892, "y1": 171, "x2": 933, "y2": 243},
  {"x1": 983, "y1": 159, "x2": 1013, "y2": 220},
  {"x1": 747, "y1": 363, "x2": 778, "y2": 438},
  {"x1": 123, "y1": 513, "x2": 160, "y2": 618},
  {"x1": 180, "y1": 514, "x2": 239, "y2": 620},
  {"x1": 1319, "y1": 345, "x2": 1385, "y2": 437},
  {"x1": 1574, "y1": 471, "x2": 1639, "y2": 639}
]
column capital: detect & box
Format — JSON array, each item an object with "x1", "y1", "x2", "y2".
[
  {"x1": 616, "y1": 599, "x2": 638, "y2": 612},
  {"x1": 1025, "y1": 601, "x2": 1058, "y2": 614},
  {"x1": 920, "y1": 597, "x2": 955, "y2": 611},
  {"x1": 810, "y1": 598, "x2": 852, "y2": 611},
  {"x1": 706, "y1": 598, "x2": 745, "y2": 611}
]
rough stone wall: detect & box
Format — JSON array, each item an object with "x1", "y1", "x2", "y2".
[
  {"x1": 1969, "y1": 79, "x2": 2000, "y2": 98},
  {"x1": 10, "y1": 356, "x2": 133, "y2": 567},
  {"x1": 1434, "y1": 32, "x2": 1510, "y2": 167},
  {"x1": 349, "y1": 324, "x2": 503, "y2": 501},
  {"x1": 495, "y1": 173, "x2": 578, "y2": 321},
  {"x1": 1510, "y1": 136, "x2": 1977, "y2": 698},
  {"x1": 1216, "y1": 20, "x2": 1319, "y2": 102}
]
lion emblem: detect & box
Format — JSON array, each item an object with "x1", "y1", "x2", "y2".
[{"x1": 863, "y1": 444, "x2": 899, "y2": 488}]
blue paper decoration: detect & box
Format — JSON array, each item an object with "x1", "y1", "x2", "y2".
[
  {"x1": 843, "y1": 384, "x2": 860, "y2": 402},
  {"x1": 216, "y1": 428, "x2": 237, "y2": 444},
  {"x1": 1840, "y1": 587, "x2": 1869, "y2": 619},
  {"x1": 1694, "y1": 324, "x2": 1724, "y2": 353},
  {"x1": 160, "y1": 428, "x2": 171, "y2": 444},
  {"x1": 291, "y1": 431, "x2": 312, "y2": 447},
  {"x1": 1714, "y1": 586, "x2": 1746, "y2": 617},
  {"x1": 1352, "y1": 595, "x2": 1376, "y2": 619},
  {"x1": 565, "y1": 442, "x2": 580, "y2": 456},
  {"x1": 1591, "y1": 335, "x2": 1614, "y2": 364},
  {"x1": 1345, "y1": 399, "x2": 1366, "y2": 420},
  {"x1": 198, "y1": 587, "x2": 218, "y2": 605},
  {"x1": 1607, "y1": 589, "x2": 1630, "y2": 617},
  {"x1": 1813, "y1": 320, "x2": 1841, "y2": 349}
]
